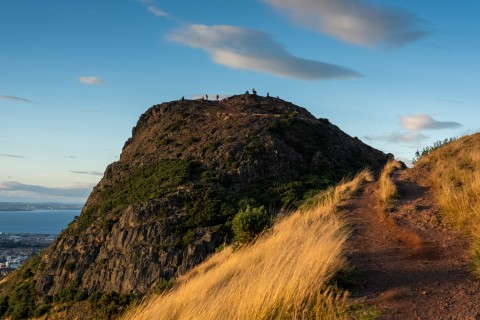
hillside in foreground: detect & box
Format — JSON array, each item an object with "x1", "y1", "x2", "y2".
[
  {"x1": 128, "y1": 133, "x2": 480, "y2": 319},
  {"x1": 0, "y1": 94, "x2": 387, "y2": 319},
  {"x1": 127, "y1": 171, "x2": 373, "y2": 320}
]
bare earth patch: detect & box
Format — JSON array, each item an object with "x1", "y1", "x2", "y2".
[{"x1": 344, "y1": 168, "x2": 480, "y2": 319}]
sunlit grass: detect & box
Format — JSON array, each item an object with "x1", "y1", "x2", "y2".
[
  {"x1": 126, "y1": 170, "x2": 373, "y2": 320},
  {"x1": 378, "y1": 160, "x2": 403, "y2": 212},
  {"x1": 415, "y1": 133, "x2": 480, "y2": 274}
]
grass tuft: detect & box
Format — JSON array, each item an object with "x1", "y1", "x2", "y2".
[{"x1": 378, "y1": 160, "x2": 403, "y2": 212}]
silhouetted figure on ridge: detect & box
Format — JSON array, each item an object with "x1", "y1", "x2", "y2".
[
  {"x1": 206, "y1": 94, "x2": 209, "y2": 100},
  {"x1": 252, "y1": 88, "x2": 257, "y2": 95},
  {"x1": 266, "y1": 92, "x2": 269, "y2": 97},
  {"x1": 216, "y1": 94, "x2": 219, "y2": 101}
]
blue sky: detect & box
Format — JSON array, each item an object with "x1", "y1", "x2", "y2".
[{"x1": 1, "y1": 0, "x2": 479, "y2": 203}]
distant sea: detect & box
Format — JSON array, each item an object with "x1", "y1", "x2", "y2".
[{"x1": 0, "y1": 210, "x2": 80, "y2": 234}]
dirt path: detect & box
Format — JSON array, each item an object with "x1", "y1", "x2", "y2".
[{"x1": 344, "y1": 169, "x2": 480, "y2": 319}]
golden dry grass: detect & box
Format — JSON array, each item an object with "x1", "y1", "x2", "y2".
[
  {"x1": 415, "y1": 133, "x2": 480, "y2": 273},
  {"x1": 126, "y1": 170, "x2": 373, "y2": 320},
  {"x1": 378, "y1": 160, "x2": 403, "y2": 211}
]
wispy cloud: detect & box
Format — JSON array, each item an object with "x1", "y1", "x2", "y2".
[
  {"x1": 263, "y1": 0, "x2": 428, "y2": 48},
  {"x1": 147, "y1": 5, "x2": 167, "y2": 17},
  {"x1": 79, "y1": 76, "x2": 104, "y2": 85},
  {"x1": 432, "y1": 98, "x2": 464, "y2": 105},
  {"x1": 0, "y1": 181, "x2": 93, "y2": 202},
  {"x1": 0, "y1": 153, "x2": 26, "y2": 158},
  {"x1": 0, "y1": 95, "x2": 33, "y2": 103},
  {"x1": 400, "y1": 114, "x2": 462, "y2": 131},
  {"x1": 70, "y1": 170, "x2": 103, "y2": 176},
  {"x1": 167, "y1": 24, "x2": 361, "y2": 80},
  {"x1": 364, "y1": 132, "x2": 429, "y2": 144}
]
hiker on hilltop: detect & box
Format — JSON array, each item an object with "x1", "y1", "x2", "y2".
[
  {"x1": 216, "y1": 94, "x2": 219, "y2": 101},
  {"x1": 206, "y1": 94, "x2": 209, "y2": 100},
  {"x1": 252, "y1": 88, "x2": 257, "y2": 95}
]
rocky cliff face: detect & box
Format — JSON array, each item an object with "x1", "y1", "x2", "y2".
[{"x1": 7, "y1": 94, "x2": 388, "y2": 300}]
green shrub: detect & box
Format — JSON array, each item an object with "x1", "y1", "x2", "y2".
[
  {"x1": 184, "y1": 188, "x2": 237, "y2": 228},
  {"x1": 5, "y1": 282, "x2": 35, "y2": 320},
  {"x1": 76, "y1": 159, "x2": 193, "y2": 230},
  {"x1": 412, "y1": 137, "x2": 456, "y2": 164},
  {"x1": 155, "y1": 279, "x2": 174, "y2": 294},
  {"x1": 232, "y1": 205, "x2": 270, "y2": 244},
  {"x1": 89, "y1": 291, "x2": 138, "y2": 319},
  {"x1": 0, "y1": 295, "x2": 8, "y2": 318},
  {"x1": 10, "y1": 302, "x2": 32, "y2": 320},
  {"x1": 64, "y1": 259, "x2": 76, "y2": 272},
  {"x1": 33, "y1": 303, "x2": 52, "y2": 318},
  {"x1": 101, "y1": 159, "x2": 192, "y2": 208}
]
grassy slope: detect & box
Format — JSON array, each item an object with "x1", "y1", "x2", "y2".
[
  {"x1": 126, "y1": 170, "x2": 373, "y2": 320},
  {"x1": 415, "y1": 133, "x2": 480, "y2": 274}
]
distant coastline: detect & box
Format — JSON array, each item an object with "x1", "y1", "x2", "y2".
[{"x1": 0, "y1": 202, "x2": 83, "y2": 211}]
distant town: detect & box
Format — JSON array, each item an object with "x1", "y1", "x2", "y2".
[
  {"x1": 0, "y1": 202, "x2": 81, "y2": 276},
  {"x1": 0, "y1": 232, "x2": 56, "y2": 276},
  {"x1": 0, "y1": 202, "x2": 83, "y2": 211}
]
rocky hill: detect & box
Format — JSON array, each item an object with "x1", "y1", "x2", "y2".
[
  {"x1": 0, "y1": 93, "x2": 387, "y2": 318},
  {"x1": 126, "y1": 134, "x2": 480, "y2": 320}
]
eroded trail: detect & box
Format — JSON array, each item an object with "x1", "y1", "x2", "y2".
[{"x1": 344, "y1": 169, "x2": 480, "y2": 319}]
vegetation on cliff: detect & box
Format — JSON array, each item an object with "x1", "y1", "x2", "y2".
[
  {"x1": 127, "y1": 170, "x2": 373, "y2": 320},
  {"x1": 0, "y1": 94, "x2": 388, "y2": 319}
]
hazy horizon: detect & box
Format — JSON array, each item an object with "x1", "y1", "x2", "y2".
[{"x1": 1, "y1": 0, "x2": 478, "y2": 203}]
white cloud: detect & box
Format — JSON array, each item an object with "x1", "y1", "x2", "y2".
[
  {"x1": 0, "y1": 95, "x2": 32, "y2": 103},
  {"x1": 147, "y1": 5, "x2": 167, "y2": 17},
  {"x1": 364, "y1": 132, "x2": 429, "y2": 144},
  {"x1": 79, "y1": 76, "x2": 104, "y2": 85},
  {"x1": 167, "y1": 24, "x2": 360, "y2": 80},
  {"x1": 263, "y1": 0, "x2": 428, "y2": 48},
  {"x1": 400, "y1": 114, "x2": 462, "y2": 131},
  {"x1": 0, "y1": 181, "x2": 93, "y2": 202}
]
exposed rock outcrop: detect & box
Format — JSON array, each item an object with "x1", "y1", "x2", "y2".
[{"x1": 4, "y1": 94, "x2": 389, "y2": 301}]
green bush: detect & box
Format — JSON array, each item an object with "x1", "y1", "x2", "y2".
[
  {"x1": 184, "y1": 188, "x2": 237, "y2": 228},
  {"x1": 155, "y1": 279, "x2": 174, "y2": 294},
  {"x1": 100, "y1": 159, "x2": 192, "y2": 209},
  {"x1": 5, "y1": 282, "x2": 35, "y2": 320},
  {"x1": 64, "y1": 259, "x2": 76, "y2": 272},
  {"x1": 88, "y1": 291, "x2": 138, "y2": 319},
  {"x1": 412, "y1": 137, "x2": 457, "y2": 164},
  {"x1": 0, "y1": 295, "x2": 8, "y2": 318},
  {"x1": 232, "y1": 205, "x2": 270, "y2": 244}
]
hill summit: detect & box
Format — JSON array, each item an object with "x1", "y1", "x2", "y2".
[{"x1": 0, "y1": 93, "x2": 388, "y2": 318}]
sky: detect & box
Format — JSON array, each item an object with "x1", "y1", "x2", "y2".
[{"x1": 1, "y1": 0, "x2": 479, "y2": 203}]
